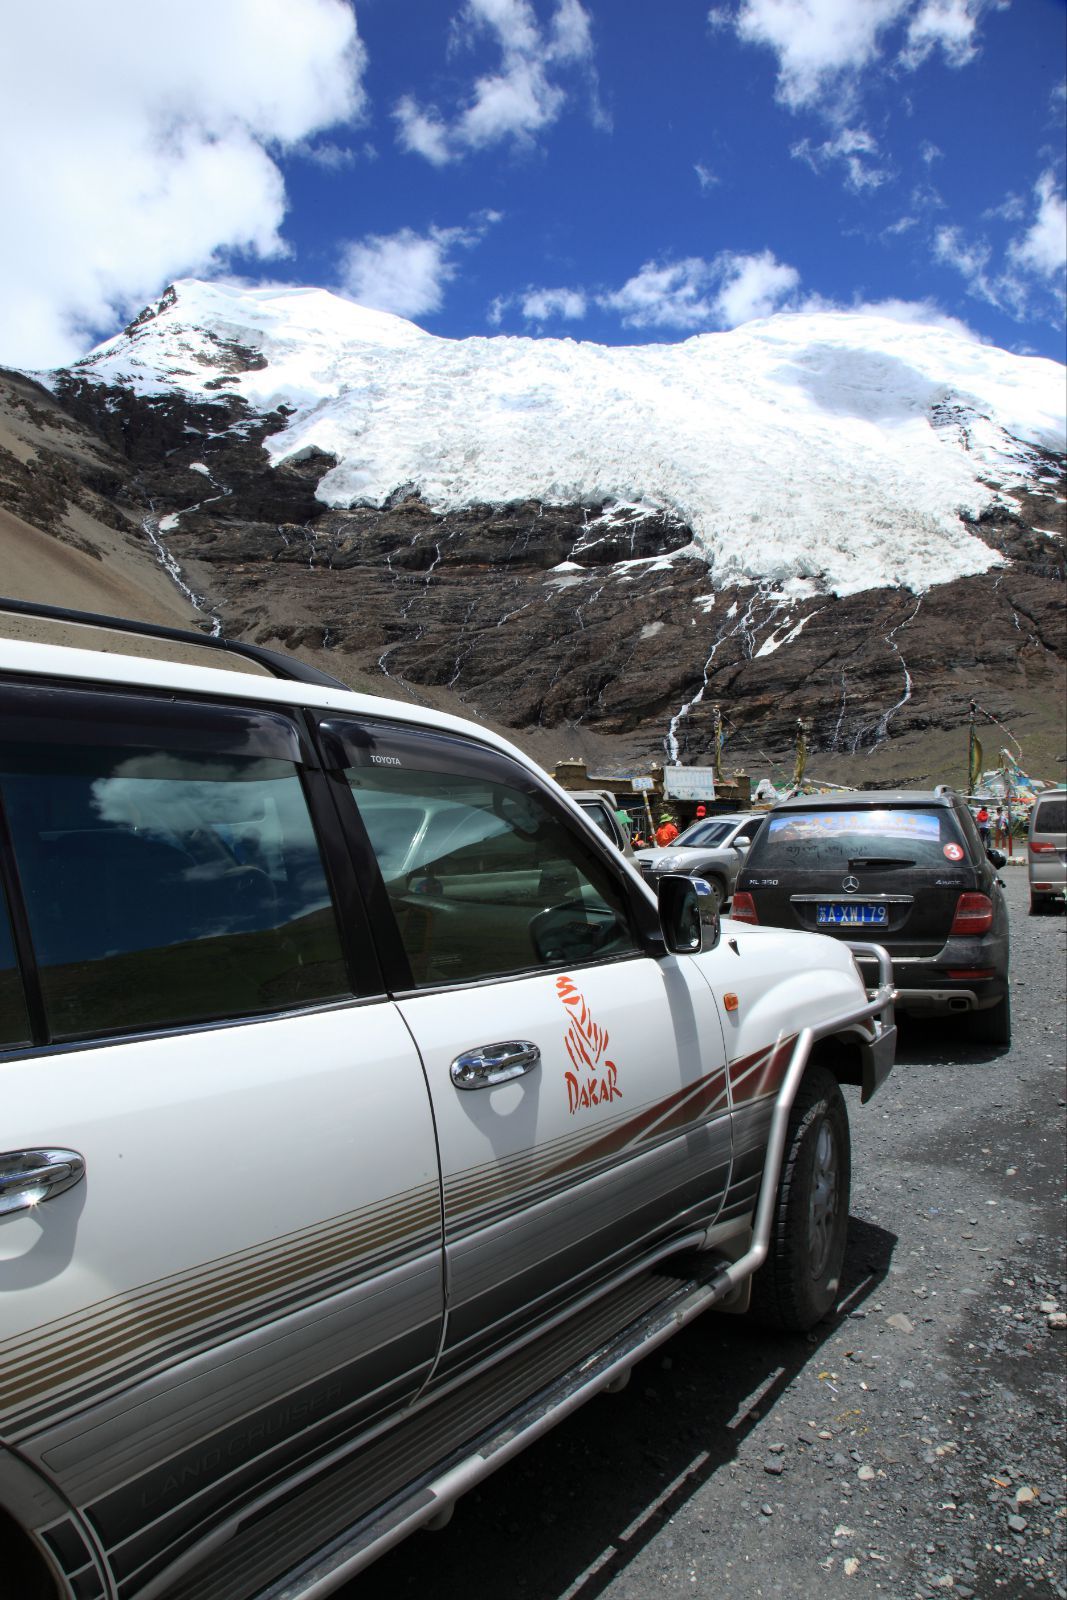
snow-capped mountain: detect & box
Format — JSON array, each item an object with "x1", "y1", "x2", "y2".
[
  {"x1": 66, "y1": 279, "x2": 1066, "y2": 599},
  {"x1": 4, "y1": 278, "x2": 1062, "y2": 781}
]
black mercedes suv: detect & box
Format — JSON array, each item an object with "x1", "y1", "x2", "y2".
[{"x1": 732, "y1": 788, "x2": 1010, "y2": 1044}]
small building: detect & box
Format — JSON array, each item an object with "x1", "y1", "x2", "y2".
[{"x1": 552, "y1": 759, "x2": 750, "y2": 826}]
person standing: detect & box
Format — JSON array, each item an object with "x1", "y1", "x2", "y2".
[
  {"x1": 655, "y1": 813, "x2": 679, "y2": 847},
  {"x1": 994, "y1": 805, "x2": 1009, "y2": 850},
  {"x1": 975, "y1": 804, "x2": 991, "y2": 847}
]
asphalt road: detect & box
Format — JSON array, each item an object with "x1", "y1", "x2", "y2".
[{"x1": 347, "y1": 867, "x2": 1066, "y2": 1600}]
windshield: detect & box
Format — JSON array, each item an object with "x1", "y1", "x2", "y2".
[
  {"x1": 746, "y1": 807, "x2": 966, "y2": 869},
  {"x1": 674, "y1": 819, "x2": 733, "y2": 848}
]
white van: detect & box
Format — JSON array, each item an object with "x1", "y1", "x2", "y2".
[{"x1": 1027, "y1": 789, "x2": 1067, "y2": 914}]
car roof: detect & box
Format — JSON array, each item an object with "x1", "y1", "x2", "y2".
[
  {"x1": 0, "y1": 635, "x2": 546, "y2": 780},
  {"x1": 769, "y1": 790, "x2": 956, "y2": 810},
  {"x1": 684, "y1": 811, "x2": 761, "y2": 824}
]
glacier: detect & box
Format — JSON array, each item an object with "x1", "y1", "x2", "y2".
[{"x1": 64, "y1": 279, "x2": 1066, "y2": 600}]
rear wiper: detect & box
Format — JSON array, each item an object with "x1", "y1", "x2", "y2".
[{"x1": 847, "y1": 856, "x2": 915, "y2": 869}]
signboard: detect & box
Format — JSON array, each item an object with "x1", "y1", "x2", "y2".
[
  {"x1": 663, "y1": 766, "x2": 717, "y2": 801},
  {"x1": 631, "y1": 776, "x2": 655, "y2": 792}
]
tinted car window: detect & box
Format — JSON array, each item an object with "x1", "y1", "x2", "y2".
[
  {"x1": 674, "y1": 820, "x2": 732, "y2": 848},
  {"x1": 747, "y1": 807, "x2": 967, "y2": 869},
  {"x1": 1033, "y1": 797, "x2": 1066, "y2": 833},
  {"x1": 0, "y1": 741, "x2": 348, "y2": 1041},
  {"x1": 345, "y1": 762, "x2": 640, "y2": 987},
  {"x1": 0, "y1": 882, "x2": 30, "y2": 1047}
]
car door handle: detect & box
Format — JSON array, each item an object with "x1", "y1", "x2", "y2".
[
  {"x1": 450, "y1": 1041, "x2": 541, "y2": 1090},
  {"x1": 0, "y1": 1150, "x2": 86, "y2": 1217}
]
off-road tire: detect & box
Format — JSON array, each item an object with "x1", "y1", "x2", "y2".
[
  {"x1": 749, "y1": 1066, "x2": 851, "y2": 1332},
  {"x1": 965, "y1": 990, "x2": 1011, "y2": 1046}
]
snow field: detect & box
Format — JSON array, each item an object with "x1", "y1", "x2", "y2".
[{"x1": 69, "y1": 280, "x2": 1067, "y2": 599}]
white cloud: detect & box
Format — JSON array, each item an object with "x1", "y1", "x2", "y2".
[
  {"x1": 522, "y1": 287, "x2": 587, "y2": 320},
  {"x1": 600, "y1": 251, "x2": 800, "y2": 330},
  {"x1": 600, "y1": 260, "x2": 721, "y2": 329},
  {"x1": 792, "y1": 126, "x2": 889, "y2": 190},
  {"x1": 486, "y1": 284, "x2": 587, "y2": 325},
  {"x1": 393, "y1": 96, "x2": 453, "y2": 166},
  {"x1": 339, "y1": 215, "x2": 500, "y2": 319},
  {"x1": 931, "y1": 171, "x2": 1066, "y2": 324},
  {"x1": 853, "y1": 296, "x2": 979, "y2": 339},
  {"x1": 720, "y1": 0, "x2": 910, "y2": 112},
  {"x1": 290, "y1": 139, "x2": 358, "y2": 171},
  {"x1": 0, "y1": 0, "x2": 365, "y2": 368},
  {"x1": 695, "y1": 162, "x2": 720, "y2": 191},
  {"x1": 1008, "y1": 170, "x2": 1067, "y2": 281},
  {"x1": 901, "y1": 0, "x2": 989, "y2": 69},
  {"x1": 714, "y1": 251, "x2": 803, "y2": 325},
  {"x1": 934, "y1": 225, "x2": 996, "y2": 295},
  {"x1": 715, "y1": 0, "x2": 1001, "y2": 116},
  {"x1": 933, "y1": 224, "x2": 1027, "y2": 316},
  {"x1": 394, "y1": 0, "x2": 597, "y2": 163}
]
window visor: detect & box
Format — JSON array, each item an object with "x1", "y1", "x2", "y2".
[{"x1": 0, "y1": 683, "x2": 308, "y2": 764}]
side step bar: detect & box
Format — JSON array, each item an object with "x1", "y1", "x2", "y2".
[{"x1": 165, "y1": 967, "x2": 896, "y2": 1600}]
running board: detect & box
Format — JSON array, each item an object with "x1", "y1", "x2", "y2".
[{"x1": 163, "y1": 1254, "x2": 736, "y2": 1600}]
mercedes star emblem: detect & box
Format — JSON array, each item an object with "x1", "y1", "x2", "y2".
[{"x1": 842, "y1": 875, "x2": 860, "y2": 892}]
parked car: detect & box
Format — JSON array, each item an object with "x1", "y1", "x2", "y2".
[
  {"x1": 1027, "y1": 789, "x2": 1067, "y2": 915},
  {"x1": 0, "y1": 599, "x2": 895, "y2": 1600},
  {"x1": 569, "y1": 787, "x2": 634, "y2": 855},
  {"x1": 733, "y1": 788, "x2": 1010, "y2": 1044},
  {"x1": 633, "y1": 811, "x2": 767, "y2": 909}
]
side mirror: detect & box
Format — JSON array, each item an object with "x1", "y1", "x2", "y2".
[
  {"x1": 987, "y1": 848, "x2": 1007, "y2": 869},
  {"x1": 658, "y1": 875, "x2": 720, "y2": 954},
  {"x1": 733, "y1": 837, "x2": 751, "y2": 850}
]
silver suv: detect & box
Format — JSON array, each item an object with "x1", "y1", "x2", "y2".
[
  {"x1": 0, "y1": 599, "x2": 894, "y2": 1600},
  {"x1": 633, "y1": 811, "x2": 766, "y2": 910},
  {"x1": 1028, "y1": 790, "x2": 1067, "y2": 914}
]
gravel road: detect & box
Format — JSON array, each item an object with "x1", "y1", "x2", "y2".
[{"x1": 347, "y1": 867, "x2": 1066, "y2": 1600}]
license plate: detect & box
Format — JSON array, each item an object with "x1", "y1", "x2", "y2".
[{"x1": 816, "y1": 902, "x2": 888, "y2": 926}]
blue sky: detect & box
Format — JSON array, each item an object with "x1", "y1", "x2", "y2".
[{"x1": 2, "y1": 0, "x2": 1064, "y2": 368}]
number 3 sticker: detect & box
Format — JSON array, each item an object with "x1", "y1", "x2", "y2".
[{"x1": 943, "y1": 842, "x2": 964, "y2": 861}]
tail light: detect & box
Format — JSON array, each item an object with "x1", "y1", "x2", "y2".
[
  {"x1": 730, "y1": 891, "x2": 759, "y2": 924},
  {"x1": 950, "y1": 893, "x2": 993, "y2": 936},
  {"x1": 1029, "y1": 840, "x2": 1056, "y2": 854}
]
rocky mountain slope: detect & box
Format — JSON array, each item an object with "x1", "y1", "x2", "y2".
[{"x1": 2, "y1": 282, "x2": 1064, "y2": 786}]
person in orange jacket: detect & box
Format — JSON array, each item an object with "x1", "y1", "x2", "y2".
[{"x1": 655, "y1": 812, "x2": 679, "y2": 847}]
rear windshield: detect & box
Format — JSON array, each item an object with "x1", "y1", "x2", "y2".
[
  {"x1": 576, "y1": 800, "x2": 617, "y2": 840},
  {"x1": 747, "y1": 807, "x2": 967, "y2": 869},
  {"x1": 1032, "y1": 797, "x2": 1066, "y2": 835}
]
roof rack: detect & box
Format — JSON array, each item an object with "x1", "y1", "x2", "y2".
[
  {"x1": 933, "y1": 784, "x2": 956, "y2": 797},
  {"x1": 0, "y1": 596, "x2": 348, "y2": 691}
]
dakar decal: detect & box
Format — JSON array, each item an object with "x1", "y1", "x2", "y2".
[{"x1": 556, "y1": 975, "x2": 623, "y2": 1114}]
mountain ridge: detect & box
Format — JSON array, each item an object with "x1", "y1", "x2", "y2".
[{"x1": 2, "y1": 282, "x2": 1063, "y2": 786}]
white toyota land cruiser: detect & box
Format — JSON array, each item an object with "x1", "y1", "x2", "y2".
[{"x1": 0, "y1": 602, "x2": 896, "y2": 1600}]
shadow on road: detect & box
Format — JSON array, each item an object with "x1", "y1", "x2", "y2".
[
  {"x1": 346, "y1": 1216, "x2": 897, "y2": 1600},
  {"x1": 891, "y1": 1011, "x2": 1012, "y2": 1066}
]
